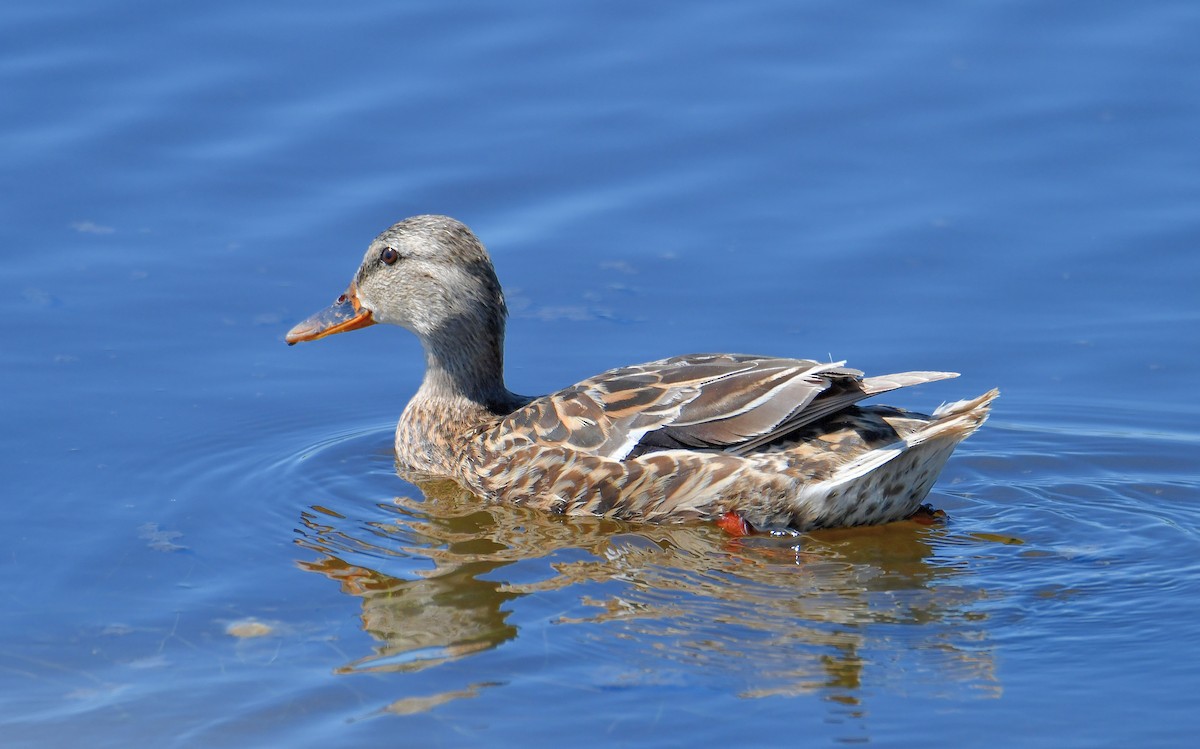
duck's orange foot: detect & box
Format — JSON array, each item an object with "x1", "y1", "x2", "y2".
[
  {"x1": 909, "y1": 504, "x2": 947, "y2": 525},
  {"x1": 716, "y1": 511, "x2": 755, "y2": 537}
]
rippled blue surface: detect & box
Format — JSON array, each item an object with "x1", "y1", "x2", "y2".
[{"x1": 4, "y1": 1, "x2": 1199, "y2": 746}]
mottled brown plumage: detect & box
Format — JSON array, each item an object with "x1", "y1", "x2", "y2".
[{"x1": 287, "y1": 215, "x2": 997, "y2": 531}]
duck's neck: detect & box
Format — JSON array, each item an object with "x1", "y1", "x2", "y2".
[
  {"x1": 396, "y1": 315, "x2": 524, "y2": 475},
  {"x1": 416, "y1": 320, "x2": 513, "y2": 411}
]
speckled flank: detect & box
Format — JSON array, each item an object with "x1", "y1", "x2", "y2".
[
  {"x1": 451, "y1": 389, "x2": 997, "y2": 531},
  {"x1": 293, "y1": 215, "x2": 998, "y2": 531}
]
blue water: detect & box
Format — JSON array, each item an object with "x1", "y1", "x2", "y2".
[{"x1": 3, "y1": 1, "x2": 1199, "y2": 746}]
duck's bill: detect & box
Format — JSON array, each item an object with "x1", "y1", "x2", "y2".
[{"x1": 285, "y1": 286, "x2": 376, "y2": 345}]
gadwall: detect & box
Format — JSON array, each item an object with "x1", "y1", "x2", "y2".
[{"x1": 287, "y1": 215, "x2": 997, "y2": 532}]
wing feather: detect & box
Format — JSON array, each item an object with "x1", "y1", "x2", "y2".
[{"x1": 494, "y1": 353, "x2": 957, "y2": 461}]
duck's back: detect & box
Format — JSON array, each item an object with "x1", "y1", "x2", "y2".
[{"x1": 489, "y1": 353, "x2": 957, "y2": 460}]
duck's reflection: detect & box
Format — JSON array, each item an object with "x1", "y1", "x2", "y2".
[{"x1": 295, "y1": 476, "x2": 1002, "y2": 704}]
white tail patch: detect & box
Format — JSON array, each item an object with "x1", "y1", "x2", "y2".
[{"x1": 828, "y1": 445, "x2": 905, "y2": 485}]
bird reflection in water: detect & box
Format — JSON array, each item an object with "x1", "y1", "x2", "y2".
[{"x1": 295, "y1": 475, "x2": 1004, "y2": 709}]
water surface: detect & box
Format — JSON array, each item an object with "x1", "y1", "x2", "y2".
[{"x1": 3, "y1": 1, "x2": 1198, "y2": 747}]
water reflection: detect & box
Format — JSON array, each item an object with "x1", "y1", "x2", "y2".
[{"x1": 295, "y1": 476, "x2": 1002, "y2": 706}]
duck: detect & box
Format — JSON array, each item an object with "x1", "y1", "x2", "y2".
[{"x1": 287, "y1": 215, "x2": 997, "y2": 532}]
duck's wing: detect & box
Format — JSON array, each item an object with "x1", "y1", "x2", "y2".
[{"x1": 495, "y1": 353, "x2": 958, "y2": 461}]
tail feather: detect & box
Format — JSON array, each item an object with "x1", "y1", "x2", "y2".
[
  {"x1": 933, "y1": 387, "x2": 1000, "y2": 418},
  {"x1": 906, "y1": 387, "x2": 999, "y2": 446}
]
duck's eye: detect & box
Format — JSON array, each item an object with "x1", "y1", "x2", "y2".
[{"x1": 381, "y1": 247, "x2": 400, "y2": 265}]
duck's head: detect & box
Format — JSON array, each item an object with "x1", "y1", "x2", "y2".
[{"x1": 286, "y1": 215, "x2": 506, "y2": 347}]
